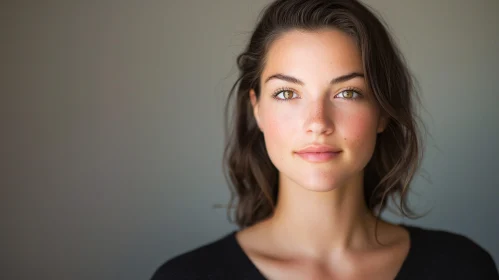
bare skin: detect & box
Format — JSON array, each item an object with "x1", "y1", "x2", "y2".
[
  {"x1": 236, "y1": 218, "x2": 410, "y2": 280},
  {"x1": 238, "y1": 28, "x2": 411, "y2": 279}
]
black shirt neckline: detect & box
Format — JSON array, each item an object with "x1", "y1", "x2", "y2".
[{"x1": 228, "y1": 223, "x2": 418, "y2": 279}]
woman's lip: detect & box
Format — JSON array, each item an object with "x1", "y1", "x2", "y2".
[
  {"x1": 295, "y1": 151, "x2": 341, "y2": 163},
  {"x1": 296, "y1": 145, "x2": 342, "y2": 153}
]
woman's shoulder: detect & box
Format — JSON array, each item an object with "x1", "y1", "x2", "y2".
[
  {"x1": 149, "y1": 230, "x2": 252, "y2": 280},
  {"x1": 402, "y1": 223, "x2": 498, "y2": 278},
  {"x1": 404, "y1": 223, "x2": 493, "y2": 256}
]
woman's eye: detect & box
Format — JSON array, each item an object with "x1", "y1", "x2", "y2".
[
  {"x1": 336, "y1": 89, "x2": 361, "y2": 99},
  {"x1": 274, "y1": 90, "x2": 298, "y2": 100}
]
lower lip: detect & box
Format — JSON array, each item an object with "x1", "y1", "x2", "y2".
[{"x1": 295, "y1": 152, "x2": 341, "y2": 163}]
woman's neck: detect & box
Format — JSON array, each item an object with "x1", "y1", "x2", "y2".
[{"x1": 265, "y1": 172, "x2": 380, "y2": 260}]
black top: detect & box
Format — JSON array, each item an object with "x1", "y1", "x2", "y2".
[{"x1": 151, "y1": 224, "x2": 499, "y2": 279}]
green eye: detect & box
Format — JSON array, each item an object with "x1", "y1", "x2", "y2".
[
  {"x1": 344, "y1": 90, "x2": 354, "y2": 98},
  {"x1": 337, "y1": 89, "x2": 361, "y2": 99}
]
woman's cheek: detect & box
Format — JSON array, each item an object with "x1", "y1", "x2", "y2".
[
  {"x1": 342, "y1": 111, "x2": 379, "y2": 160},
  {"x1": 262, "y1": 106, "x2": 296, "y2": 163}
]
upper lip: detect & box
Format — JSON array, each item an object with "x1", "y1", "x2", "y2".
[{"x1": 295, "y1": 144, "x2": 342, "y2": 154}]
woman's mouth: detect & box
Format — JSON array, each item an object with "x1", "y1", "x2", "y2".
[{"x1": 294, "y1": 151, "x2": 341, "y2": 163}]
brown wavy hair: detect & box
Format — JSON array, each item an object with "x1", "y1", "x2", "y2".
[{"x1": 223, "y1": 0, "x2": 427, "y2": 229}]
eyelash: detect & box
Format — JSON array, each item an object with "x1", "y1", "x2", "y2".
[{"x1": 271, "y1": 87, "x2": 363, "y2": 102}]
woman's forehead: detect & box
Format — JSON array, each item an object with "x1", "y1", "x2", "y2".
[{"x1": 262, "y1": 29, "x2": 363, "y2": 84}]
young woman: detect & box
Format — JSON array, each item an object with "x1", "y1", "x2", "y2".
[{"x1": 151, "y1": 0, "x2": 498, "y2": 279}]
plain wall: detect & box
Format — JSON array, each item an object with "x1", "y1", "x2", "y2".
[{"x1": 2, "y1": 0, "x2": 498, "y2": 279}]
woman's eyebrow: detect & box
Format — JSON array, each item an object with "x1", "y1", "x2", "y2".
[{"x1": 264, "y1": 72, "x2": 364, "y2": 85}]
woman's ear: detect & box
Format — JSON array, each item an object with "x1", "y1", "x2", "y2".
[
  {"x1": 249, "y1": 89, "x2": 263, "y2": 132},
  {"x1": 377, "y1": 112, "x2": 390, "y2": 134}
]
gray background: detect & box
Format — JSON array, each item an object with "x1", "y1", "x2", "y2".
[{"x1": 2, "y1": 0, "x2": 498, "y2": 279}]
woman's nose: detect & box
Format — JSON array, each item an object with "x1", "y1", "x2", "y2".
[{"x1": 303, "y1": 99, "x2": 334, "y2": 135}]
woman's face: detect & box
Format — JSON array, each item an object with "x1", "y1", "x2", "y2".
[{"x1": 250, "y1": 28, "x2": 388, "y2": 192}]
